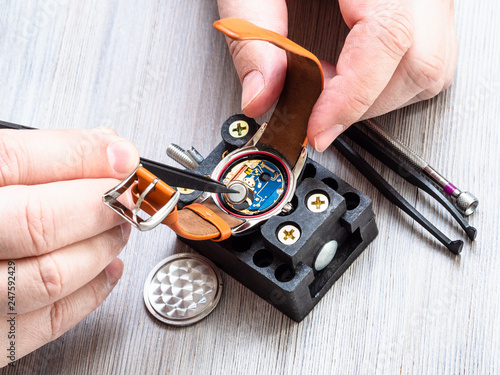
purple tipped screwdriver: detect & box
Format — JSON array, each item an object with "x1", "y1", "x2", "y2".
[{"x1": 361, "y1": 119, "x2": 479, "y2": 216}]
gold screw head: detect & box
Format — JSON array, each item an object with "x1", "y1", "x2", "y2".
[
  {"x1": 277, "y1": 224, "x2": 301, "y2": 245},
  {"x1": 307, "y1": 193, "x2": 329, "y2": 213},
  {"x1": 228, "y1": 120, "x2": 249, "y2": 138},
  {"x1": 177, "y1": 187, "x2": 195, "y2": 195}
]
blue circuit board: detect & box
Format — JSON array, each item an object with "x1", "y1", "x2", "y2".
[
  {"x1": 244, "y1": 160, "x2": 284, "y2": 212},
  {"x1": 222, "y1": 158, "x2": 286, "y2": 215}
]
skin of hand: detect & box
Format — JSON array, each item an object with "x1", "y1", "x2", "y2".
[
  {"x1": 0, "y1": 127, "x2": 139, "y2": 367},
  {"x1": 217, "y1": 0, "x2": 457, "y2": 152}
]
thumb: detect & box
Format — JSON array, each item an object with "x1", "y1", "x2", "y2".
[
  {"x1": 217, "y1": 0, "x2": 288, "y2": 118},
  {"x1": 308, "y1": 3, "x2": 413, "y2": 152}
]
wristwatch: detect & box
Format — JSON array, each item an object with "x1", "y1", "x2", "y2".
[{"x1": 104, "y1": 18, "x2": 324, "y2": 241}]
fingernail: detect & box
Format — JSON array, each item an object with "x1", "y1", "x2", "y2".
[
  {"x1": 314, "y1": 125, "x2": 346, "y2": 152},
  {"x1": 105, "y1": 259, "x2": 124, "y2": 286},
  {"x1": 120, "y1": 223, "x2": 131, "y2": 243},
  {"x1": 107, "y1": 140, "x2": 139, "y2": 174},
  {"x1": 241, "y1": 70, "x2": 264, "y2": 111}
]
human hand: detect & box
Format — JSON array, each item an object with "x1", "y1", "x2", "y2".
[
  {"x1": 0, "y1": 127, "x2": 139, "y2": 366},
  {"x1": 217, "y1": 0, "x2": 457, "y2": 151}
]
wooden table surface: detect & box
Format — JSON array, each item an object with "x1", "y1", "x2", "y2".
[{"x1": 1, "y1": 1, "x2": 499, "y2": 374}]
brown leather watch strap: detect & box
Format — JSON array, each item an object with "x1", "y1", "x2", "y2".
[
  {"x1": 130, "y1": 167, "x2": 243, "y2": 241},
  {"x1": 126, "y1": 19, "x2": 324, "y2": 241},
  {"x1": 214, "y1": 18, "x2": 324, "y2": 166}
]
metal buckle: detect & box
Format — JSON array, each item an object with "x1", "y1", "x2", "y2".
[{"x1": 103, "y1": 165, "x2": 180, "y2": 231}]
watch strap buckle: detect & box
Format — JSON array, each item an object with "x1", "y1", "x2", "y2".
[{"x1": 103, "y1": 165, "x2": 180, "y2": 231}]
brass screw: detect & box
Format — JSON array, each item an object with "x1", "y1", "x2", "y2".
[
  {"x1": 283, "y1": 229, "x2": 295, "y2": 240},
  {"x1": 228, "y1": 120, "x2": 249, "y2": 138},
  {"x1": 177, "y1": 187, "x2": 194, "y2": 195},
  {"x1": 307, "y1": 193, "x2": 329, "y2": 213},
  {"x1": 277, "y1": 224, "x2": 301, "y2": 245}
]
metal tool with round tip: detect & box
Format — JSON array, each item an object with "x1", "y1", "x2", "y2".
[
  {"x1": 361, "y1": 119, "x2": 479, "y2": 216},
  {"x1": 344, "y1": 126, "x2": 477, "y2": 241},
  {"x1": 422, "y1": 166, "x2": 479, "y2": 216}
]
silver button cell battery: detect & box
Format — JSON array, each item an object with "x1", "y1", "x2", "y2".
[{"x1": 143, "y1": 253, "x2": 223, "y2": 326}]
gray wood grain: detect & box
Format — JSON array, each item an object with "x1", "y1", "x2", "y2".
[{"x1": 1, "y1": 0, "x2": 499, "y2": 374}]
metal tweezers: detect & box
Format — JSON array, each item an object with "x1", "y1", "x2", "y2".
[{"x1": 333, "y1": 123, "x2": 477, "y2": 255}]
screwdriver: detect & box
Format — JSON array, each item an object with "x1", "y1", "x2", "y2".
[{"x1": 361, "y1": 119, "x2": 479, "y2": 216}]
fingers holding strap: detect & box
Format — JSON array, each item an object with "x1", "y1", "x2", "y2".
[{"x1": 214, "y1": 18, "x2": 324, "y2": 165}]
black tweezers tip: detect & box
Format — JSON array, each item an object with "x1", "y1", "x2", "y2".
[
  {"x1": 448, "y1": 240, "x2": 464, "y2": 255},
  {"x1": 465, "y1": 227, "x2": 477, "y2": 241}
]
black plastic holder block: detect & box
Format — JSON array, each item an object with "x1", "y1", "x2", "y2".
[{"x1": 177, "y1": 116, "x2": 378, "y2": 322}]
